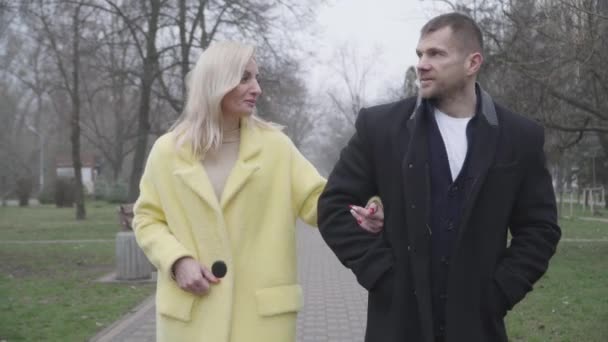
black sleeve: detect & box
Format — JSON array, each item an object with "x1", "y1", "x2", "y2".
[
  {"x1": 495, "y1": 126, "x2": 561, "y2": 309},
  {"x1": 317, "y1": 108, "x2": 394, "y2": 291}
]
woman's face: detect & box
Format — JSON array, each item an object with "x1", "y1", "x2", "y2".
[{"x1": 221, "y1": 58, "x2": 262, "y2": 119}]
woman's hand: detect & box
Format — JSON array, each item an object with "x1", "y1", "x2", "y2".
[
  {"x1": 351, "y1": 201, "x2": 384, "y2": 234},
  {"x1": 172, "y1": 257, "x2": 220, "y2": 295}
]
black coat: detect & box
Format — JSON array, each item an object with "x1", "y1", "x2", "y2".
[{"x1": 317, "y1": 88, "x2": 561, "y2": 342}]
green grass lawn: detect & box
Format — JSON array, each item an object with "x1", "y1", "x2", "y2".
[
  {"x1": 557, "y1": 201, "x2": 608, "y2": 220},
  {"x1": 559, "y1": 217, "x2": 608, "y2": 240},
  {"x1": 505, "y1": 216, "x2": 608, "y2": 341},
  {"x1": 0, "y1": 202, "x2": 155, "y2": 341},
  {"x1": 0, "y1": 201, "x2": 119, "y2": 240},
  {"x1": 507, "y1": 241, "x2": 608, "y2": 341}
]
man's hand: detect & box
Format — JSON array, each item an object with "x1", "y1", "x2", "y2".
[
  {"x1": 173, "y1": 257, "x2": 220, "y2": 295},
  {"x1": 351, "y1": 201, "x2": 384, "y2": 234}
]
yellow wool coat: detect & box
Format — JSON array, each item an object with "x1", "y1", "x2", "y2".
[{"x1": 133, "y1": 119, "x2": 326, "y2": 342}]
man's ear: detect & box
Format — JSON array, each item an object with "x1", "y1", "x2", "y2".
[{"x1": 466, "y1": 52, "x2": 483, "y2": 76}]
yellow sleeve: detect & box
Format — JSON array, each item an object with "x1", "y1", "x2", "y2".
[
  {"x1": 289, "y1": 142, "x2": 327, "y2": 227},
  {"x1": 133, "y1": 142, "x2": 193, "y2": 276}
]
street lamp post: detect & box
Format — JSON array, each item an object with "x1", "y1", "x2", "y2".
[
  {"x1": 592, "y1": 152, "x2": 597, "y2": 188},
  {"x1": 26, "y1": 124, "x2": 44, "y2": 194},
  {"x1": 588, "y1": 151, "x2": 598, "y2": 215}
]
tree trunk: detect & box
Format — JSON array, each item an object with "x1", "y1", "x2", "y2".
[
  {"x1": 556, "y1": 159, "x2": 563, "y2": 217},
  {"x1": 112, "y1": 111, "x2": 125, "y2": 183},
  {"x1": 128, "y1": 78, "x2": 152, "y2": 202},
  {"x1": 178, "y1": 0, "x2": 189, "y2": 98},
  {"x1": 71, "y1": 5, "x2": 86, "y2": 220},
  {"x1": 127, "y1": 0, "x2": 160, "y2": 202},
  {"x1": 599, "y1": 133, "x2": 608, "y2": 209}
]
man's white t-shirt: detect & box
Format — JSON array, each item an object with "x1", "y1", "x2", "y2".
[{"x1": 434, "y1": 109, "x2": 474, "y2": 181}]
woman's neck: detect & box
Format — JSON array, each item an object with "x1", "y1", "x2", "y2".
[{"x1": 223, "y1": 116, "x2": 240, "y2": 133}]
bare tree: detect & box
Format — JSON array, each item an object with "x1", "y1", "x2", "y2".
[
  {"x1": 0, "y1": 1, "x2": 14, "y2": 38},
  {"x1": 99, "y1": 0, "x2": 166, "y2": 201},
  {"x1": 255, "y1": 58, "x2": 315, "y2": 148},
  {"x1": 0, "y1": 80, "x2": 35, "y2": 202},
  {"x1": 78, "y1": 11, "x2": 138, "y2": 182},
  {"x1": 326, "y1": 43, "x2": 380, "y2": 125},
  {"x1": 403, "y1": 66, "x2": 419, "y2": 98},
  {"x1": 22, "y1": 0, "x2": 98, "y2": 219},
  {"x1": 372, "y1": 66, "x2": 417, "y2": 105},
  {"x1": 305, "y1": 100, "x2": 355, "y2": 176}
]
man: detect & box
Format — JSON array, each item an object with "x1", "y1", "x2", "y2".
[{"x1": 318, "y1": 12, "x2": 561, "y2": 342}]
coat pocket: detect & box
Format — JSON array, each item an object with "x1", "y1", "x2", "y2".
[
  {"x1": 157, "y1": 280, "x2": 196, "y2": 322},
  {"x1": 489, "y1": 159, "x2": 520, "y2": 172},
  {"x1": 484, "y1": 280, "x2": 508, "y2": 319},
  {"x1": 255, "y1": 284, "x2": 303, "y2": 317}
]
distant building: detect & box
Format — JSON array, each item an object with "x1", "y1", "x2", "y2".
[{"x1": 55, "y1": 154, "x2": 99, "y2": 194}]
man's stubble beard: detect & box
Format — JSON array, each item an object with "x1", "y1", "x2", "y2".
[{"x1": 425, "y1": 78, "x2": 467, "y2": 104}]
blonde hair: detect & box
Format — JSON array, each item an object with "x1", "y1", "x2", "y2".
[{"x1": 170, "y1": 41, "x2": 275, "y2": 158}]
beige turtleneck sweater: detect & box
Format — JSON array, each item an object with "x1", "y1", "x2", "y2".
[{"x1": 201, "y1": 128, "x2": 240, "y2": 201}]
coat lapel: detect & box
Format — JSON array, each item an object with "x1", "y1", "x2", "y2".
[
  {"x1": 393, "y1": 99, "x2": 429, "y2": 246},
  {"x1": 398, "y1": 100, "x2": 435, "y2": 341},
  {"x1": 171, "y1": 118, "x2": 262, "y2": 213},
  {"x1": 220, "y1": 118, "x2": 262, "y2": 209},
  {"x1": 454, "y1": 88, "x2": 499, "y2": 248},
  {"x1": 401, "y1": 101, "x2": 431, "y2": 239},
  {"x1": 173, "y1": 154, "x2": 221, "y2": 213}
]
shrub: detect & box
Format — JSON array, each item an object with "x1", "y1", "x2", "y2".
[
  {"x1": 105, "y1": 182, "x2": 129, "y2": 204},
  {"x1": 38, "y1": 184, "x2": 55, "y2": 205},
  {"x1": 16, "y1": 177, "x2": 33, "y2": 207},
  {"x1": 55, "y1": 178, "x2": 75, "y2": 207},
  {"x1": 93, "y1": 179, "x2": 109, "y2": 201}
]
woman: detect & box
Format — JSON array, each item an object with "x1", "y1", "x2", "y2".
[{"x1": 133, "y1": 41, "x2": 383, "y2": 342}]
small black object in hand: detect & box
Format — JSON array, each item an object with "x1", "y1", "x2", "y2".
[{"x1": 212, "y1": 261, "x2": 227, "y2": 278}]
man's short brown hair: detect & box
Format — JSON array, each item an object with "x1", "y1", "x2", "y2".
[{"x1": 421, "y1": 12, "x2": 483, "y2": 53}]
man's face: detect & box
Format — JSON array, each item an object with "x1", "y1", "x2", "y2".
[{"x1": 416, "y1": 27, "x2": 469, "y2": 100}]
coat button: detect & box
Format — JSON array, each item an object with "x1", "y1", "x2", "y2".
[
  {"x1": 410, "y1": 204, "x2": 416, "y2": 209},
  {"x1": 446, "y1": 220, "x2": 455, "y2": 231},
  {"x1": 441, "y1": 256, "x2": 449, "y2": 265},
  {"x1": 408, "y1": 163, "x2": 414, "y2": 169}
]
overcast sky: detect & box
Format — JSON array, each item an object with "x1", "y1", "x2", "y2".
[{"x1": 304, "y1": 0, "x2": 450, "y2": 103}]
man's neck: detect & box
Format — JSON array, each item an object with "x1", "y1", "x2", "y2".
[{"x1": 435, "y1": 83, "x2": 477, "y2": 118}]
